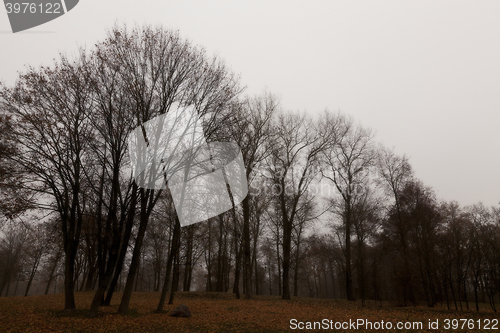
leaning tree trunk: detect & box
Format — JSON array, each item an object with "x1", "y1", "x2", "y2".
[
  {"x1": 24, "y1": 254, "x2": 42, "y2": 297},
  {"x1": 45, "y1": 250, "x2": 62, "y2": 295},
  {"x1": 103, "y1": 183, "x2": 138, "y2": 306},
  {"x1": 118, "y1": 189, "x2": 152, "y2": 315},
  {"x1": 157, "y1": 218, "x2": 180, "y2": 312}
]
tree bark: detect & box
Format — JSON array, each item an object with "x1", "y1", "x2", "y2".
[
  {"x1": 63, "y1": 241, "x2": 77, "y2": 311},
  {"x1": 24, "y1": 251, "x2": 42, "y2": 297},
  {"x1": 118, "y1": 189, "x2": 155, "y2": 315},
  {"x1": 103, "y1": 183, "x2": 138, "y2": 306},
  {"x1": 45, "y1": 249, "x2": 62, "y2": 295},
  {"x1": 168, "y1": 231, "x2": 181, "y2": 305},
  {"x1": 242, "y1": 196, "x2": 252, "y2": 299},
  {"x1": 345, "y1": 201, "x2": 355, "y2": 301},
  {"x1": 233, "y1": 237, "x2": 243, "y2": 299},
  {"x1": 183, "y1": 225, "x2": 194, "y2": 291},
  {"x1": 157, "y1": 218, "x2": 180, "y2": 312},
  {"x1": 293, "y1": 241, "x2": 300, "y2": 297}
]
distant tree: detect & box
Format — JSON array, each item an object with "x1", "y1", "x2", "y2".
[
  {"x1": 267, "y1": 112, "x2": 332, "y2": 300},
  {"x1": 439, "y1": 201, "x2": 471, "y2": 310},
  {"x1": 350, "y1": 189, "x2": 381, "y2": 305},
  {"x1": 402, "y1": 181, "x2": 441, "y2": 307},
  {"x1": 0, "y1": 223, "x2": 28, "y2": 296},
  {"x1": 0, "y1": 111, "x2": 33, "y2": 222},
  {"x1": 321, "y1": 113, "x2": 374, "y2": 301},
  {"x1": 291, "y1": 192, "x2": 317, "y2": 297},
  {"x1": 376, "y1": 147, "x2": 415, "y2": 305},
  {"x1": 22, "y1": 222, "x2": 54, "y2": 296},
  {"x1": 466, "y1": 204, "x2": 499, "y2": 312},
  {"x1": 227, "y1": 92, "x2": 277, "y2": 299}
]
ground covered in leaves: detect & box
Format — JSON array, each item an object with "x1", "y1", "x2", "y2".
[{"x1": 0, "y1": 291, "x2": 497, "y2": 332}]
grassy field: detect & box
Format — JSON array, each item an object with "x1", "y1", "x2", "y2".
[{"x1": 0, "y1": 291, "x2": 498, "y2": 332}]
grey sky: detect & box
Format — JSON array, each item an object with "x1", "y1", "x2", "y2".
[{"x1": 1, "y1": 1, "x2": 499, "y2": 207}]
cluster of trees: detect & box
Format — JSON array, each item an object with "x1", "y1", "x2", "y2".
[{"x1": 0, "y1": 25, "x2": 498, "y2": 316}]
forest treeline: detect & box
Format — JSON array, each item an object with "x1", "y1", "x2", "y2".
[{"x1": 0, "y1": 25, "x2": 499, "y2": 316}]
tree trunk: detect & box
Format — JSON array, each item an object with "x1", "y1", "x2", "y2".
[
  {"x1": 473, "y1": 273, "x2": 479, "y2": 311},
  {"x1": 282, "y1": 215, "x2": 291, "y2": 300},
  {"x1": 293, "y1": 240, "x2": 300, "y2": 297},
  {"x1": 0, "y1": 273, "x2": 9, "y2": 297},
  {"x1": 24, "y1": 255, "x2": 41, "y2": 297},
  {"x1": 357, "y1": 243, "x2": 365, "y2": 306},
  {"x1": 268, "y1": 263, "x2": 272, "y2": 295},
  {"x1": 4, "y1": 280, "x2": 11, "y2": 297},
  {"x1": 329, "y1": 261, "x2": 337, "y2": 299},
  {"x1": 216, "y1": 214, "x2": 224, "y2": 292},
  {"x1": 118, "y1": 189, "x2": 152, "y2": 315},
  {"x1": 45, "y1": 250, "x2": 62, "y2": 295},
  {"x1": 103, "y1": 183, "x2": 138, "y2": 306},
  {"x1": 183, "y1": 225, "x2": 194, "y2": 292},
  {"x1": 13, "y1": 274, "x2": 21, "y2": 296},
  {"x1": 345, "y1": 203, "x2": 354, "y2": 301},
  {"x1": 233, "y1": 238, "x2": 243, "y2": 299},
  {"x1": 253, "y1": 245, "x2": 259, "y2": 295},
  {"x1": 168, "y1": 233, "x2": 181, "y2": 305},
  {"x1": 276, "y1": 220, "x2": 282, "y2": 297},
  {"x1": 64, "y1": 242, "x2": 77, "y2": 311},
  {"x1": 157, "y1": 218, "x2": 180, "y2": 312},
  {"x1": 242, "y1": 196, "x2": 252, "y2": 299}
]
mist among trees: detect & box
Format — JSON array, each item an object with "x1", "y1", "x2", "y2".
[{"x1": 0, "y1": 24, "x2": 499, "y2": 317}]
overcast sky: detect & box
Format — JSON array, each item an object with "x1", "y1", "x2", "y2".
[{"x1": 1, "y1": 1, "x2": 499, "y2": 207}]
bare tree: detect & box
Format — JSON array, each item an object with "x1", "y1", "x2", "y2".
[
  {"x1": 350, "y1": 188, "x2": 381, "y2": 305},
  {"x1": 376, "y1": 147, "x2": 415, "y2": 306},
  {"x1": 156, "y1": 194, "x2": 179, "y2": 312},
  {"x1": 22, "y1": 222, "x2": 54, "y2": 296},
  {"x1": 291, "y1": 193, "x2": 316, "y2": 297},
  {"x1": 403, "y1": 181, "x2": 441, "y2": 307},
  {"x1": 321, "y1": 113, "x2": 374, "y2": 301},
  {"x1": 0, "y1": 110, "x2": 33, "y2": 223},
  {"x1": 1, "y1": 53, "x2": 96, "y2": 310},
  {"x1": 60, "y1": 24, "x2": 242, "y2": 315},
  {"x1": 267, "y1": 112, "x2": 332, "y2": 300},
  {"x1": 0, "y1": 223, "x2": 27, "y2": 296},
  {"x1": 227, "y1": 92, "x2": 277, "y2": 299}
]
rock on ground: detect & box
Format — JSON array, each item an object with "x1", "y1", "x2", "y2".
[{"x1": 169, "y1": 304, "x2": 191, "y2": 317}]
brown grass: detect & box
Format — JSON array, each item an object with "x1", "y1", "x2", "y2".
[{"x1": 0, "y1": 291, "x2": 497, "y2": 332}]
